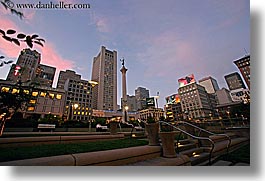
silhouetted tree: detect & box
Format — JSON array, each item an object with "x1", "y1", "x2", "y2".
[
  {"x1": 1, "y1": 0, "x2": 24, "y2": 19},
  {"x1": 0, "y1": 29, "x2": 45, "y2": 48}
]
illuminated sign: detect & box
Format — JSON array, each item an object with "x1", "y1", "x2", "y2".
[
  {"x1": 166, "y1": 94, "x2": 180, "y2": 104},
  {"x1": 146, "y1": 97, "x2": 155, "y2": 107},
  {"x1": 14, "y1": 66, "x2": 21, "y2": 76},
  {"x1": 178, "y1": 74, "x2": 196, "y2": 87}
]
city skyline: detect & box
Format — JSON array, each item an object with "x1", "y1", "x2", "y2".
[{"x1": 0, "y1": 0, "x2": 250, "y2": 107}]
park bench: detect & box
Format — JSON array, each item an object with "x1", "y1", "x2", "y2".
[
  {"x1": 96, "y1": 125, "x2": 108, "y2": 132},
  {"x1": 37, "y1": 124, "x2": 56, "y2": 132}
]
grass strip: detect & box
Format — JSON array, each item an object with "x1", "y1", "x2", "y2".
[{"x1": 0, "y1": 138, "x2": 148, "y2": 162}]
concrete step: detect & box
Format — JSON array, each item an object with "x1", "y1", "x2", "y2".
[
  {"x1": 125, "y1": 155, "x2": 190, "y2": 166},
  {"x1": 212, "y1": 160, "x2": 233, "y2": 166}
]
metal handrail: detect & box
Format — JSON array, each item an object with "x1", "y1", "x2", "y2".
[
  {"x1": 159, "y1": 121, "x2": 215, "y2": 165},
  {"x1": 176, "y1": 121, "x2": 232, "y2": 154}
]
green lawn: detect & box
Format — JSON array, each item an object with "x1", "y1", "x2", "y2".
[{"x1": 0, "y1": 138, "x2": 148, "y2": 162}]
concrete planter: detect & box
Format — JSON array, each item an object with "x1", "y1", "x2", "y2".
[
  {"x1": 159, "y1": 132, "x2": 177, "y2": 158},
  {"x1": 145, "y1": 123, "x2": 159, "y2": 146},
  {"x1": 109, "y1": 122, "x2": 119, "y2": 134}
]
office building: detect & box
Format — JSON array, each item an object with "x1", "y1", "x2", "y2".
[
  {"x1": 135, "y1": 87, "x2": 150, "y2": 110},
  {"x1": 178, "y1": 82, "x2": 214, "y2": 120},
  {"x1": 34, "y1": 64, "x2": 56, "y2": 87},
  {"x1": 6, "y1": 49, "x2": 41, "y2": 84},
  {"x1": 57, "y1": 70, "x2": 81, "y2": 90},
  {"x1": 224, "y1": 72, "x2": 246, "y2": 91},
  {"x1": 164, "y1": 94, "x2": 182, "y2": 120},
  {"x1": 121, "y1": 95, "x2": 137, "y2": 112},
  {"x1": 0, "y1": 80, "x2": 65, "y2": 119},
  {"x1": 139, "y1": 108, "x2": 164, "y2": 122},
  {"x1": 62, "y1": 73, "x2": 93, "y2": 122},
  {"x1": 216, "y1": 88, "x2": 233, "y2": 105},
  {"x1": 91, "y1": 46, "x2": 117, "y2": 111},
  {"x1": 199, "y1": 76, "x2": 220, "y2": 94},
  {"x1": 234, "y1": 55, "x2": 250, "y2": 89}
]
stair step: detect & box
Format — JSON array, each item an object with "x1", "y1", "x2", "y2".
[
  {"x1": 189, "y1": 152, "x2": 210, "y2": 166},
  {"x1": 176, "y1": 143, "x2": 197, "y2": 152},
  {"x1": 180, "y1": 147, "x2": 205, "y2": 157},
  {"x1": 212, "y1": 160, "x2": 233, "y2": 166}
]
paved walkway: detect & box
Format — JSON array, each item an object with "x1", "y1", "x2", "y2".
[{"x1": 212, "y1": 160, "x2": 249, "y2": 166}]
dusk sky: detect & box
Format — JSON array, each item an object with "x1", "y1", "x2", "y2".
[{"x1": 0, "y1": 0, "x2": 250, "y2": 107}]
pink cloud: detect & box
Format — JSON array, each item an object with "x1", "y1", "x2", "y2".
[
  {"x1": 0, "y1": 15, "x2": 75, "y2": 87},
  {"x1": 40, "y1": 43, "x2": 75, "y2": 71},
  {"x1": 0, "y1": 17, "x2": 26, "y2": 58},
  {"x1": 137, "y1": 30, "x2": 198, "y2": 78},
  {"x1": 39, "y1": 43, "x2": 75, "y2": 87},
  {"x1": 96, "y1": 18, "x2": 110, "y2": 33}
]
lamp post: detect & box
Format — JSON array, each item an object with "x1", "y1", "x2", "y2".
[{"x1": 124, "y1": 105, "x2": 129, "y2": 123}]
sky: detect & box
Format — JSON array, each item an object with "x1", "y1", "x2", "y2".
[{"x1": 0, "y1": 0, "x2": 250, "y2": 108}]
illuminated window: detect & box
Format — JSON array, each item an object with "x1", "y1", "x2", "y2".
[
  {"x1": 78, "y1": 112, "x2": 80, "y2": 115},
  {"x1": 81, "y1": 112, "x2": 84, "y2": 115},
  {"x1": 73, "y1": 111, "x2": 77, "y2": 115},
  {"x1": 23, "y1": 90, "x2": 30, "y2": 94},
  {"x1": 12, "y1": 88, "x2": 19, "y2": 94},
  {"x1": 1, "y1": 87, "x2": 10, "y2": 92},
  {"x1": 32, "y1": 91, "x2": 38, "y2": 97},
  {"x1": 40, "y1": 92, "x2": 46, "y2": 97},
  {"x1": 56, "y1": 94, "x2": 62, "y2": 100},
  {"x1": 27, "y1": 107, "x2": 35, "y2": 111},
  {"x1": 49, "y1": 93, "x2": 55, "y2": 99},
  {"x1": 29, "y1": 100, "x2": 36, "y2": 104}
]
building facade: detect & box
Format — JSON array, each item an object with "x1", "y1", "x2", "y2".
[
  {"x1": 234, "y1": 55, "x2": 250, "y2": 89},
  {"x1": 7, "y1": 49, "x2": 41, "y2": 84},
  {"x1": 138, "y1": 108, "x2": 164, "y2": 122},
  {"x1": 121, "y1": 95, "x2": 137, "y2": 112},
  {"x1": 135, "y1": 87, "x2": 150, "y2": 111},
  {"x1": 224, "y1": 72, "x2": 246, "y2": 91},
  {"x1": 34, "y1": 64, "x2": 56, "y2": 87},
  {"x1": 91, "y1": 46, "x2": 117, "y2": 111},
  {"x1": 178, "y1": 82, "x2": 214, "y2": 120},
  {"x1": 216, "y1": 88, "x2": 233, "y2": 105},
  {"x1": 198, "y1": 76, "x2": 220, "y2": 94},
  {"x1": 57, "y1": 70, "x2": 81, "y2": 90},
  {"x1": 0, "y1": 80, "x2": 65, "y2": 118},
  {"x1": 63, "y1": 76, "x2": 93, "y2": 122}
]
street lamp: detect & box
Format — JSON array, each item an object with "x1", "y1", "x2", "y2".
[{"x1": 124, "y1": 105, "x2": 129, "y2": 122}]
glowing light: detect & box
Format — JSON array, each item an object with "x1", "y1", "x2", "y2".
[{"x1": 192, "y1": 152, "x2": 200, "y2": 157}]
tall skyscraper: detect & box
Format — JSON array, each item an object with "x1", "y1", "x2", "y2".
[
  {"x1": 234, "y1": 55, "x2": 250, "y2": 89},
  {"x1": 6, "y1": 48, "x2": 41, "y2": 83},
  {"x1": 224, "y1": 72, "x2": 246, "y2": 91},
  {"x1": 198, "y1": 76, "x2": 220, "y2": 94},
  {"x1": 91, "y1": 46, "x2": 117, "y2": 111},
  {"x1": 135, "y1": 87, "x2": 150, "y2": 111}
]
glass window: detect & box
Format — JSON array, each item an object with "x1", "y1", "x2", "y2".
[
  {"x1": 27, "y1": 107, "x2": 35, "y2": 111},
  {"x1": 24, "y1": 90, "x2": 30, "y2": 94},
  {"x1": 56, "y1": 94, "x2": 62, "y2": 100},
  {"x1": 29, "y1": 100, "x2": 36, "y2": 104},
  {"x1": 1, "y1": 87, "x2": 10, "y2": 92},
  {"x1": 12, "y1": 88, "x2": 19, "y2": 94},
  {"x1": 40, "y1": 92, "x2": 46, "y2": 97},
  {"x1": 49, "y1": 93, "x2": 55, "y2": 99},
  {"x1": 32, "y1": 91, "x2": 38, "y2": 97}
]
